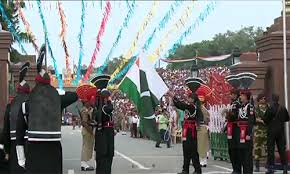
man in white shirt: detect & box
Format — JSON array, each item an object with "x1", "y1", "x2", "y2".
[{"x1": 132, "y1": 115, "x2": 139, "y2": 138}]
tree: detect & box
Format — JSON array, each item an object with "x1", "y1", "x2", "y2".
[
  {"x1": 0, "y1": 0, "x2": 32, "y2": 62},
  {"x1": 167, "y1": 26, "x2": 264, "y2": 69}
]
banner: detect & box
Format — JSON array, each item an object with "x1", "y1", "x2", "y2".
[{"x1": 160, "y1": 54, "x2": 231, "y2": 63}]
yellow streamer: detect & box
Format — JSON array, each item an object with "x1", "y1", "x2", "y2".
[
  {"x1": 148, "y1": 1, "x2": 195, "y2": 62},
  {"x1": 111, "y1": 1, "x2": 159, "y2": 78}
]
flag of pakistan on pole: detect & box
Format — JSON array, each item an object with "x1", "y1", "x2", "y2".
[{"x1": 118, "y1": 57, "x2": 169, "y2": 141}]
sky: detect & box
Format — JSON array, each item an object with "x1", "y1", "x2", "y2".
[{"x1": 11, "y1": 1, "x2": 282, "y2": 73}]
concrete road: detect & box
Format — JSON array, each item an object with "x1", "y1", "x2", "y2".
[{"x1": 61, "y1": 126, "x2": 272, "y2": 174}]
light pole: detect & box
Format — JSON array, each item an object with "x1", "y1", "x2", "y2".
[
  {"x1": 191, "y1": 59, "x2": 199, "y2": 77},
  {"x1": 282, "y1": 0, "x2": 289, "y2": 150}
]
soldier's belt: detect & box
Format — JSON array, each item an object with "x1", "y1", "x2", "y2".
[
  {"x1": 104, "y1": 121, "x2": 114, "y2": 128},
  {"x1": 182, "y1": 120, "x2": 196, "y2": 141},
  {"x1": 237, "y1": 121, "x2": 248, "y2": 143}
]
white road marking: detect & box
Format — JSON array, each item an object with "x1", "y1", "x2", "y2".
[
  {"x1": 213, "y1": 165, "x2": 232, "y2": 172},
  {"x1": 68, "y1": 169, "x2": 74, "y2": 174},
  {"x1": 114, "y1": 150, "x2": 150, "y2": 170}
]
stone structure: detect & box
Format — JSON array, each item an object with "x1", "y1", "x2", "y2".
[{"x1": 0, "y1": 31, "x2": 12, "y2": 129}]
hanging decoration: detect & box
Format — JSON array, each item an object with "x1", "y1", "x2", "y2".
[
  {"x1": 97, "y1": 1, "x2": 136, "y2": 75},
  {"x1": 37, "y1": 0, "x2": 63, "y2": 89},
  {"x1": 149, "y1": 1, "x2": 217, "y2": 62},
  {"x1": 0, "y1": 4, "x2": 27, "y2": 54},
  {"x1": 110, "y1": 1, "x2": 160, "y2": 78},
  {"x1": 57, "y1": 1, "x2": 71, "y2": 71},
  {"x1": 82, "y1": 1, "x2": 112, "y2": 81},
  {"x1": 168, "y1": 1, "x2": 217, "y2": 55},
  {"x1": 16, "y1": 0, "x2": 39, "y2": 53},
  {"x1": 110, "y1": 1, "x2": 184, "y2": 81},
  {"x1": 147, "y1": 1, "x2": 196, "y2": 62},
  {"x1": 75, "y1": 0, "x2": 86, "y2": 85}
]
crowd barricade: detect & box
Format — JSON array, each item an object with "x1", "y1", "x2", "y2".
[{"x1": 209, "y1": 104, "x2": 230, "y2": 161}]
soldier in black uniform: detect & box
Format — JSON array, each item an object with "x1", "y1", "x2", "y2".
[
  {"x1": 15, "y1": 45, "x2": 78, "y2": 174},
  {"x1": 169, "y1": 77, "x2": 204, "y2": 174},
  {"x1": 0, "y1": 104, "x2": 10, "y2": 173},
  {"x1": 264, "y1": 94, "x2": 289, "y2": 174},
  {"x1": 226, "y1": 72, "x2": 257, "y2": 174},
  {"x1": 225, "y1": 75, "x2": 241, "y2": 174},
  {"x1": 91, "y1": 75, "x2": 115, "y2": 174},
  {"x1": 2, "y1": 62, "x2": 30, "y2": 174}
]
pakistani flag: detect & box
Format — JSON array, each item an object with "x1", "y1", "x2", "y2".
[{"x1": 119, "y1": 57, "x2": 169, "y2": 141}]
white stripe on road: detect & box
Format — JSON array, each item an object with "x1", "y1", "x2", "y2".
[
  {"x1": 67, "y1": 169, "x2": 74, "y2": 174},
  {"x1": 114, "y1": 150, "x2": 150, "y2": 170},
  {"x1": 213, "y1": 165, "x2": 232, "y2": 172}
]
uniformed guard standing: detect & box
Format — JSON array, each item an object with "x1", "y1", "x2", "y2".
[
  {"x1": 225, "y1": 75, "x2": 242, "y2": 174},
  {"x1": 264, "y1": 94, "x2": 289, "y2": 174},
  {"x1": 237, "y1": 72, "x2": 257, "y2": 174},
  {"x1": 253, "y1": 93, "x2": 268, "y2": 172},
  {"x1": 15, "y1": 45, "x2": 78, "y2": 174},
  {"x1": 90, "y1": 75, "x2": 115, "y2": 174},
  {"x1": 169, "y1": 77, "x2": 204, "y2": 174},
  {"x1": 196, "y1": 86, "x2": 211, "y2": 167},
  {"x1": 2, "y1": 62, "x2": 30, "y2": 174}
]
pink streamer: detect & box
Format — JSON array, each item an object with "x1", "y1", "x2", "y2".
[{"x1": 83, "y1": 1, "x2": 111, "y2": 81}]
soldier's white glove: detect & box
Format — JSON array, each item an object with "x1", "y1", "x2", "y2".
[{"x1": 16, "y1": 145, "x2": 26, "y2": 168}]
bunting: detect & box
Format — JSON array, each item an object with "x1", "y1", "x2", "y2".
[
  {"x1": 57, "y1": 1, "x2": 71, "y2": 71},
  {"x1": 0, "y1": 3, "x2": 27, "y2": 54},
  {"x1": 16, "y1": 0, "x2": 39, "y2": 53},
  {"x1": 110, "y1": 1, "x2": 160, "y2": 78},
  {"x1": 37, "y1": 0, "x2": 63, "y2": 89},
  {"x1": 82, "y1": 1, "x2": 112, "y2": 81},
  {"x1": 75, "y1": 0, "x2": 86, "y2": 84},
  {"x1": 97, "y1": 1, "x2": 136, "y2": 75}
]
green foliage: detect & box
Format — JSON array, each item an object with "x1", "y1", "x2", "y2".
[
  {"x1": 167, "y1": 26, "x2": 264, "y2": 69},
  {"x1": 0, "y1": 0, "x2": 32, "y2": 62}
]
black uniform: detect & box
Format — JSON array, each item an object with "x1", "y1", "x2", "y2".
[
  {"x1": 0, "y1": 105, "x2": 9, "y2": 173},
  {"x1": 237, "y1": 102, "x2": 255, "y2": 174},
  {"x1": 16, "y1": 90, "x2": 78, "y2": 174},
  {"x1": 226, "y1": 99, "x2": 241, "y2": 173},
  {"x1": 94, "y1": 97, "x2": 114, "y2": 174},
  {"x1": 173, "y1": 97, "x2": 202, "y2": 174},
  {"x1": 264, "y1": 102, "x2": 289, "y2": 172}
]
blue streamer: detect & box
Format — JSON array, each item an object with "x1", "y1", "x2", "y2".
[
  {"x1": 37, "y1": 0, "x2": 63, "y2": 89},
  {"x1": 168, "y1": 2, "x2": 217, "y2": 55},
  {"x1": 97, "y1": 1, "x2": 136, "y2": 74},
  {"x1": 74, "y1": 0, "x2": 85, "y2": 85},
  {"x1": 0, "y1": 4, "x2": 27, "y2": 54},
  {"x1": 109, "y1": 55, "x2": 138, "y2": 84}
]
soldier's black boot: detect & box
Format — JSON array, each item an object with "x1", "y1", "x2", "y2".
[
  {"x1": 254, "y1": 160, "x2": 260, "y2": 172},
  {"x1": 177, "y1": 171, "x2": 189, "y2": 174},
  {"x1": 265, "y1": 165, "x2": 275, "y2": 174},
  {"x1": 283, "y1": 165, "x2": 288, "y2": 174}
]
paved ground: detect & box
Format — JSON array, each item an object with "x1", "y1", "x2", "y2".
[{"x1": 61, "y1": 126, "x2": 280, "y2": 174}]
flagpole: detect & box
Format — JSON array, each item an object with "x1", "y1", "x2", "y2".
[{"x1": 282, "y1": 0, "x2": 289, "y2": 150}]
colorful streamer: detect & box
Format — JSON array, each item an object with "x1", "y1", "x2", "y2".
[
  {"x1": 82, "y1": 1, "x2": 111, "y2": 81},
  {"x1": 97, "y1": 1, "x2": 136, "y2": 75},
  {"x1": 110, "y1": 1, "x2": 183, "y2": 81},
  {"x1": 75, "y1": 0, "x2": 86, "y2": 84},
  {"x1": 0, "y1": 3, "x2": 27, "y2": 54},
  {"x1": 110, "y1": 1, "x2": 160, "y2": 78},
  {"x1": 168, "y1": 2, "x2": 217, "y2": 55},
  {"x1": 57, "y1": 1, "x2": 71, "y2": 71},
  {"x1": 16, "y1": 0, "x2": 39, "y2": 53},
  {"x1": 148, "y1": 1, "x2": 196, "y2": 62},
  {"x1": 37, "y1": 0, "x2": 63, "y2": 89}
]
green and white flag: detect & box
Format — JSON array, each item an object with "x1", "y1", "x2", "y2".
[{"x1": 119, "y1": 57, "x2": 168, "y2": 140}]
